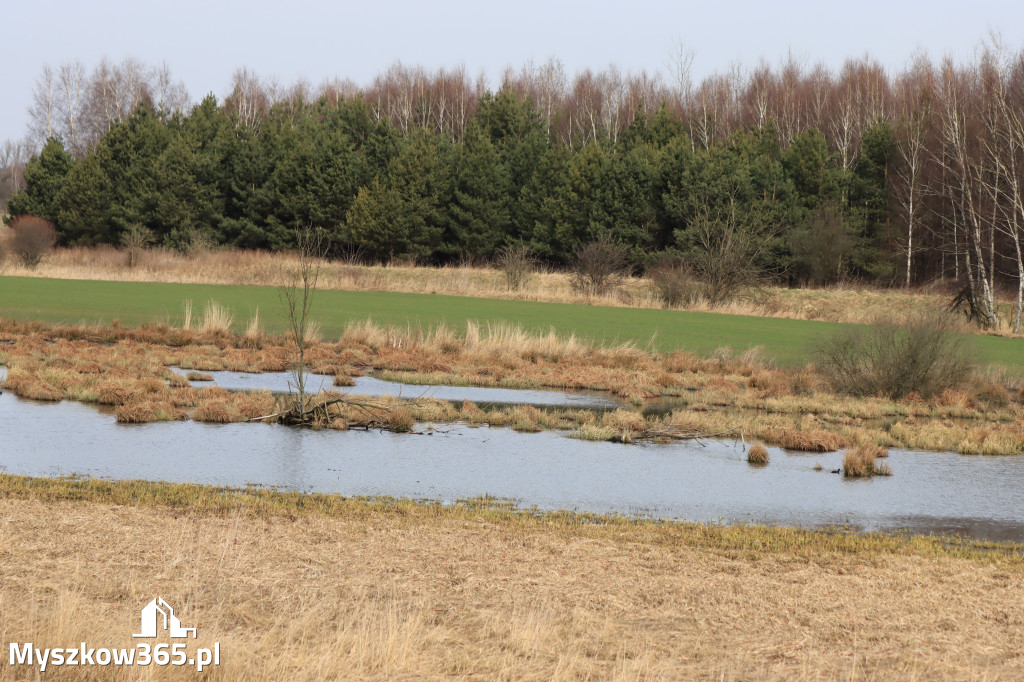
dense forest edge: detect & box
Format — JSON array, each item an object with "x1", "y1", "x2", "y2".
[{"x1": 2, "y1": 43, "x2": 1024, "y2": 330}]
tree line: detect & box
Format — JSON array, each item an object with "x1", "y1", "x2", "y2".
[{"x1": 4, "y1": 43, "x2": 1024, "y2": 328}]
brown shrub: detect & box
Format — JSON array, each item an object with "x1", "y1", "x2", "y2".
[
  {"x1": 570, "y1": 234, "x2": 629, "y2": 297},
  {"x1": 817, "y1": 311, "x2": 974, "y2": 399},
  {"x1": 7, "y1": 215, "x2": 56, "y2": 268},
  {"x1": 747, "y1": 443, "x2": 770, "y2": 464},
  {"x1": 496, "y1": 241, "x2": 536, "y2": 291},
  {"x1": 647, "y1": 254, "x2": 695, "y2": 308}
]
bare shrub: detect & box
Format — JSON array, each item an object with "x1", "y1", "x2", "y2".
[
  {"x1": 647, "y1": 253, "x2": 695, "y2": 308},
  {"x1": 570, "y1": 234, "x2": 629, "y2": 297},
  {"x1": 680, "y1": 202, "x2": 779, "y2": 305},
  {"x1": 7, "y1": 215, "x2": 56, "y2": 268},
  {"x1": 282, "y1": 226, "x2": 327, "y2": 418},
  {"x1": 496, "y1": 241, "x2": 535, "y2": 291},
  {"x1": 167, "y1": 225, "x2": 212, "y2": 259},
  {"x1": 120, "y1": 223, "x2": 154, "y2": 268},
  {"x1": 817, "y1": 310, "x2": 974, "y2": 400}
]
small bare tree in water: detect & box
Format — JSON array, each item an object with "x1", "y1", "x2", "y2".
[{"x1": 281, "y1": 225, "x2": 326, "y2": 418}]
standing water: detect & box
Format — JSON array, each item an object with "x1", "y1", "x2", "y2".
[{"x1": 1, "y1": 391, "x2": 1023, "y2": 542}]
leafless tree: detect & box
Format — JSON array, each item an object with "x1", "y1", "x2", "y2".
[
  {"x1": 27, "y1": 65, "x2": 57, "y2": 149},
  {"x1": 935, "y1": 56, "x2": 999, "y2": 327},
  {"x1": 83, "y1": 57, "x2": 154, "y2": 147},
  {"x1": 56, "y1": 60, "x2": 87, "y2": 156},
  {"x1": 0, "y1": 139, "x2": 28, "y2": 205},
  {"x1": 225, "y1": 67, "x2": 268, "y2": 130},
  {"x1": 893, "y1": 57, "x2": 935, "y2": 286},
  {"x1": 281, "y1": 226, "x2": 327, "y2": 417},
  {"x1": 152, "y1": 61, "x2": 190, "y2": 117}
]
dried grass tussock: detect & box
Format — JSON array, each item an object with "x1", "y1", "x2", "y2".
[
  {"x1": 0, "y1": 480, "x2": 1020, "y2": 681},
  {"x1": 6, "y1": 245, "x2": 1024, "y2": 337}
]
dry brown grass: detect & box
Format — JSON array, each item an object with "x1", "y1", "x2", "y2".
[
  {"x1": 386, "y1": 405, "x2": 414, "y2": 432},
  {"x1": 0, "y1": 478, "x2": 1020, "y2": 681},
  {"x1": 843, "y1": 445, "x2": 893, "y2": 477},
  {"x1": 747, "y1": 443, "x2": 770, "y2": 464},
  {"x1": 3, "y1": 319, "x2": 1024, "y2": 453},
  {"x1": 114, "y1": 400, "x2": 186, "y2": 423},
  {"x1": 6, "y1": 245, "x2": 1024, "y2": 338}
]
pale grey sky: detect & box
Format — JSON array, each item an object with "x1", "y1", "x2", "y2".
[{"x1": 2, "y1": 0, "x2": 1022, "y2": 143}]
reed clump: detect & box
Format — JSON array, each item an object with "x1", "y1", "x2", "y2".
[
  {"x1": 199, "y1": 300, "x2": 234, "y2": 334},
  {"x1": 114, "y1": 400, "x2": 186, "y2": 423},
  {"x1": 843, "y1": 445, "x2": 893, "y2": 477},
  {"x1": 193, "y1": 401, "x2": 240, "y2": 423},
  {"x1": 386, "y1": 406, "x2": 415, "y2": 432},
  {"x1": 1, "y1": 368, "x2": 63, "y2": 401},
  {"x1": 571, "y1": 423, "x2": 618, "y2": 441},
  {"x1": 747, "y1": 443, "x2": 770, "y2": 464},
  {"x1": 165, "y1": 371, "x2": 190, "y2": 388}
]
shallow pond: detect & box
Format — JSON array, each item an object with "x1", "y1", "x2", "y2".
[
  {"x1": 2, "y1": 391, "x2": 1023, "y2": 542},
  {"x1": 172, "y1": 369, "x2": 626, "y2": 409}
]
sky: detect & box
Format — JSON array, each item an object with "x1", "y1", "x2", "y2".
[{"x1": 2, "y1": 0, "x2": 1024, "y2": 143}]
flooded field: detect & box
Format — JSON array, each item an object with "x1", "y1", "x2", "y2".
[{"x1": 2, "y1": 390, "x2": 1023, "y2": 541}]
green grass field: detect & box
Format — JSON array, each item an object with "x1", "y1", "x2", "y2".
[{"x1": 2, "y1": 275, "x2": 1022, "y2": 368}]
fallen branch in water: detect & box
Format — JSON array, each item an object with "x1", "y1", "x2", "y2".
[{"x1": 250, "y1": 396, "x2": 400, "y2": 427}]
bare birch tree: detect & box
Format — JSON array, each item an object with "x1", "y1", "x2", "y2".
[{"x1": 27, "y1": 65, "x2": 57, "y2": 149}]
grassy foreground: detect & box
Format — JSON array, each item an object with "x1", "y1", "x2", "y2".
[
  {"x1": 0, "y1": 475, "x2": 1021, "y2": 681},
  {"x1": 2, "y1": 274, "x2": 1024, "y2": 369}
]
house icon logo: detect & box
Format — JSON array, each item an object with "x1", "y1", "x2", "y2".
[{"x1": 133, "y1": 598, "x2": 197, "y2": 639}]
